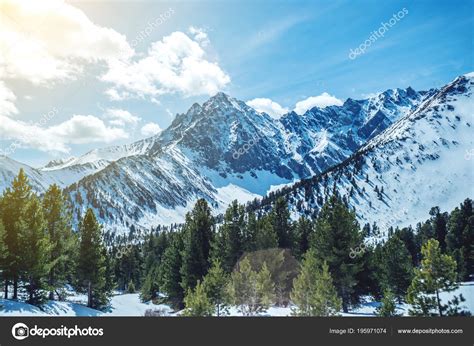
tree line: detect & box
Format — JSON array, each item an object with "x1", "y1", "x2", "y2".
[
  {"x1": 0, "y1": 169, "x2": 111, "y2": 309},
  {"x1": 0, "y1": 169, "x2": 472, "y2": 316},
  {"x1": 135, "y1": 193, "x2": 472, "y2": 316}
]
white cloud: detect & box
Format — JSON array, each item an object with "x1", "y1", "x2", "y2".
[
  {"x1": 104, "y1": 108, "x2": 141, "y2": 126},
  {"x1": 0, "y1": 114, "x2": 128, "y2": 154},
  {"x1": 141, "y1": 122, "x2": 162, "y2": 137},
  {"x1": 188, "y1": 26, "x2": 210, "y2": 47},
  {"x1": 0, "y1": 0, "x2": 133, "y2": 85},
  {"x1": 48, "y1": 115, "x2": 128, "y2": 144},
  {"x1": 101, "y1": 31, "x2": 230, "y2": 101},
  {"x1": 294, "y1": 92, "x2": 343, "y2": 115},
  {"x1": 0, "y1": 82, "x2": 18, "y2": 116},
  {"x1": 246, "y1": 98, "x2": 289, "y2": 119}
]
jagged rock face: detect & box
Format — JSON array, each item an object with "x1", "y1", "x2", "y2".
[
  {"x1": 260, "y1": 74, "x2": 474, "y2": 239},
  {"x1": 1, "y1": 76, "x2": 459, "y2": 232}
]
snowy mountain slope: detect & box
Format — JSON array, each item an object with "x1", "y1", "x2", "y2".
[
  {"x1": 64, "y1": 147, "x2": 260, "y2": 231},
  {"x1": 42, "y1": 136, "x2": 159, "y2": 171},
  {"x1": 37, "y1": 136, "x2": 162, "y2": 187},
  {"x1": 0, "y1": 156, "x2": 58, "y2": 193},
  {"x1": 262, "y1": 73, "x2": 474, "y2": 234},
  {"x1": 60, "y1": 85, "x2": 428, "y2": 231},
  {"x1": 0, "y1": 79, "x2": 448, "y2": 231},
  {"x1": 278, "y1": 86, "x2": 428, "y2": 176},
  {"x1": 0, "y1": 132, "x2": 162, "y2": 192},
  {"x1": 155, "y1": 88, "x2": 427, "y2": 181}
]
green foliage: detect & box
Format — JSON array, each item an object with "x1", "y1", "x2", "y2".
[
  {"x1": 180, "y1": 199, "x2": 214, "y2": 291},
  {"x1": 42, "y1": 184, "x2": 76, "y2": 300},
  {"x1": 380, "y1": 236, "x2": 413, "y2": 301},
  {"x1": 140, "y1": 266, "x2": 160, "y2": 302},
  {"x1": 243, "y1": 211, "x2": 258, "y2": 252},
  {"x1": 227, "y1": 257, "x2": 275, "y2": 316},
  {"x1": 241, "y1": 248, "x2": 299, "y2": 306},
  {"x1": 202, "y1": 259, "x2": 229, "y2": 316},
  {"x1": 270, "y1": 197, "x2": 293, "y2": 248},
  {"x1": 0, "y1": 168, "x2": 470, "y2": 318},
  {"x1": 407, "y1": 239, "x2": 459, "y2": 316},
  {"x1": 182, "y1": 280, "x2": 214, "y2": 316},
  {"x1": 161, "y1": 232, "x2": 184, "y2": 309},
  {"x1": 127, "y1": 279, "x2": 136, "y2": 293},
  {"x1": 256, "y1": 262, "x2": 275, "y2": 308},
  {"x1": 293, "y1": 216, "x2": 313, "y2": 260},
  {"x1": 310, "y1": 195, "x2": 363, "y2": 312},
  {"x1": 291, "y1": 250, "x2": 341, "y2": 316},
  {"x1": 376, "y1": 289, "x2": 400, "y2": 317},
  {"x1": 254, "y1": 216, "x2": 278, "y2": 250},
  {"x1": 446, "y1": 199, "x2": 473, "y2": 281},
  {"x1": 0, "y1": 221, "x2": 7, "y2": 268},
  {"x1": 1, "y1": 168, "x2": 33, "y2": 299},
  {"x1": 217, "y1": 200, "x2": 245, "y2": 272},
  {"x1": 20, "y1": 196, "x2": 52, "y2": 305},
  {"x1": 76, "y1": 209, "x2": 110, "y2": 309},
  {"x1": 114, "y1": 245, "x2": 142, "y2": 291}
]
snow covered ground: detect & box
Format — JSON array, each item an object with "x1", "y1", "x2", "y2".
[
  {"x1": 0, "y1": 293, "x2": 172, "y2": 317},
  {"x1": 0, "y1": 283, "x2": 472, "y2": 317}
]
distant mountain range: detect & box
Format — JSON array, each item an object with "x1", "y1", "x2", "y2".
[
  {"x1": 0, "y1": 73, "x2": 472, "y2": 233},
  {"x1": 256, "y1": 73, "x2": 474, "y2": 235}
]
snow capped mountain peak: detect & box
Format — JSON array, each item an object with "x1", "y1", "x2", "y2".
[
  {"x1": 265, "y1": 73, "x2": 473, "y2": 236},
  {"x1": 1, "y1": 74, "x2": 470, "y2": 233},
  {"x1": 42, "y1": 157, "x2": 77, "y2": 170}
]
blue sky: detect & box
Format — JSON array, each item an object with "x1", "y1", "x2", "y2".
[{"x1": 0, "y1": 0, "x2": 472, "y2": 167}]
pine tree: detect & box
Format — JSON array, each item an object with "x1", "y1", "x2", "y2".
[
  {"x1": 291, "y1": 250, "x2": 341, "y2": 316},
  {"x1": 0, "y1": 220, "x2": 8, "y2": 295},
  {"x1": 395, "y1": 227, "x2": 420, "y2": 266},
  {"x1": 103, "y1": 247, "x2": 116, "y2": 295},
  {"x1": 140, "y1": 265, "x2": 160, "y2": 302},
  {"x1": 256, "y1": 262, "x2": 275, "y2": 309},
  {"x1": 0, "y1": 169, "x2": 32, "y2": 299},
  {"x1": 293, "y1": 216, "x2": 312, "y2": 259},
  {"x1": 429, "y1": 207, "x2": 448, "y2": 251},
  {"x1": 182, "y1": 280, "x2": 214, "y2": 316},
  {"x1": 366, "y1": 244, "x2": 385, "y2": 299},
  {"x1": 115, "y1": 244, "x2": 141, "y2": 291},
  {"x1": 446, "y1": 199, "x2": 473, "y2": 281},
  {"x1": 143, "y1": 231, "x2": 168, "y2": 275},
  {"x1": 160, "y1": 232, "x2": 184, "y2": 309},
  {"x1": 217, "y1": 201, "x2": 245, "y2": 272},
  {"x1": 407, "y1": 239, "x2": 458, "y2": 316},
  {"x1": 255, "y1": 216, "x2": 278, "y2": 250},
  {"x1": 227, "y1": 257, "x2": 275, "y2": 316},
  {"x1": 382, "y1": 235, "x2": 413, "y2": 302},
  {"x1": 76, "y1": 209, "x2": 110, "y2": 309},
  {"x1": 270, "y1": 197, "x2": 293, "y2": 248},
  {"x1": 243, "y1": 211, "x2": 258, "y2": 251},
  {"x1": 202, "y1": 259, "x2": 229, "y2": 316},
  {"x1": 42, "y1": 184, "x2": 76, "y2": 300},
  {"x1": 127, "y1": 279, "x2": 136, "y2": 293},
  {"x1": 20, "y1": 196, "x2": 52, "y2": 305},
  {"x1": 376, "y1": 289, "x2": 400, "y2": 317},
  {"x1": 310, "y1": 195, "x2": 363, "y2": 312},
  {"x1": 180, "y1": 199, "x2": 214, "y2": 291}
]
